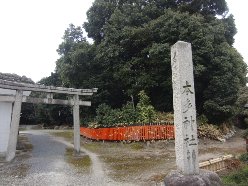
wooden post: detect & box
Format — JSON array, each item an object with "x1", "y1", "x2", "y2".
[
  {"x1": 73, "y1": 94, "x2": 80, "y2": 154},
  {"x1": 6, "y1": 90, "x2": 23, "y2": 161}
]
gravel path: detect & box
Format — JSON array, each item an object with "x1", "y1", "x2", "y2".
[{"x1": 0, "y1": 130, "x2": 132, "y2": 186}]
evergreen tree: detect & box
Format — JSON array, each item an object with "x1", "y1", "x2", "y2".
[{"x1": 55, "y1": 0, "x2": 247, "y2": 124}]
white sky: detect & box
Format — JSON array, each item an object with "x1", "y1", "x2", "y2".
[{"x1": 0, "y1": 0, "x2": 247, "y2": 82}]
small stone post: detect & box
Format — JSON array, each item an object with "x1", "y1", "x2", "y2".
[
  {"x1": 73, "y1": 94, "x2": 80, "y2": 154},
  {"x1": 6, "y1": 90, "x2": 23, "y2": 161},
  {"x1": 164, "y1": 41, "x2": 221, "y2": 185}
]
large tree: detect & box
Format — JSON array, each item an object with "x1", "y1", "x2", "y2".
[
  {"x1": 56, "y1": 0, "x2": 247, "y2": 124},
  {"x1": 84, "y1": 0, "x2": 228, "y2": 43}
]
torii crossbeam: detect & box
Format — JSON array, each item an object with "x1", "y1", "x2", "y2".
[{"x1": 0, "y1": 79, "x2": 97, "y2": 161}]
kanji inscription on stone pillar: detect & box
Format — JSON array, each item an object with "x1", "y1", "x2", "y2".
[{"x1": 171, "y1": 41, "x2": 199, "y2": 175}]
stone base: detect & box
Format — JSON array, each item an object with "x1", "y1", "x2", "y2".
[{"x1": 164, "y1": 170, "x2": 221, "y2": 186}]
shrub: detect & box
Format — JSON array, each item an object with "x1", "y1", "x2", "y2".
[
  {"x1": 95, "y1": 103, "x2": 118, "y2": 127},
  {"x1": 239, "y1": 153, "x2": 248, "y2": 163},
  {"x1": 155, "y1": 112, "x2": 174, "y2": 123},
  {"x1": 95, "y1": 103, "x2": 138, "y2": 127},
  {"x1": 197, "y1": 114, "x2": 208, "y2": 125},
  {"x1": 136, "y1": 90, "x2": 156, "y2": 123},
  {"x1": 121, "y1": 102, "x2": 139, "y2": 124},
  {"x1": 94, "y1": 91, "x2": 159, "y2": 127}
]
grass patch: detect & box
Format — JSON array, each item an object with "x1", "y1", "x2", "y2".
[
  {"x1": 82, "y1": 140, "x2": 175, "y2": 184},
  {"x1": 17, "y1": 135, "x2": 33, "y2": 152},
  {"x1": 222, "y1": 165, "x2": 248, "y2": 186},
  {"x1": 51, "y1": 130, "x2": 73, "y2": 141},
  {"x1": 83, "y1": 143, "x2": 102, "y2": 153},
  {"x1": 129, "y1": 142, "x2": 144, "y2": 150},
  {"x1": 83, "y1": 141, "x2": 120, "y2": 153},
  {"x1": 102, "y1": 155, "x2": 167, "y2": 182},
  {"x1": 65, "y1": 147, "x2": 91, "y2": 173}
]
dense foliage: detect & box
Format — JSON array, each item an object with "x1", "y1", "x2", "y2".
[
  {"x1": 34, "y1": 73, "x2": 73, "y2": 126},
  {"x1": 136, "y1": 90, "x2": 156, "y2": 123},
  {"x1": 19, "y1": 73, "x2": 73, "y2": 126},
  {"x1": 240, "y1": 153, "x2": 248, "y2": 163},
  {"x1": 49, "y1": 0, "x2": 247, "y2": 125},
  {"x1": 94, "y1": 90, "x2": 155, "y2": 127},
  {"x1": 236, "y1": 87, "x2": 248, "y2": 128}
]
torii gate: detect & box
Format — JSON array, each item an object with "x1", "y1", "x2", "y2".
[{"x1": 0, "y1": 79, "x2": 97, "y2": 161}]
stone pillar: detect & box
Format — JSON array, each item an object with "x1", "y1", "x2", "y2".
[
  {"x1": 0, "y1": 102, "x2": 12, "y2": 159},
  {"x1": 164, "y1": 41, "x2": 221, "y2": 185},
  {"x1": 171, "y1": 41, "x2": 199, "y2": 174},
  {"x1": 6, "y1": 90, "x2": 23, "y2": 161},
  {"x1": 73, "y1": 94, "x2": 80, "y2": 154}
]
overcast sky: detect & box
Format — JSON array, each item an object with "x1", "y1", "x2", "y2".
[{"x1": 0, "y1": 0, "x2": 247, "y2": 82}]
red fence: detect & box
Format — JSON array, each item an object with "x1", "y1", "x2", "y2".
[{"x1": 80, "y1": 125, "x2": 175, "y2": 141}]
